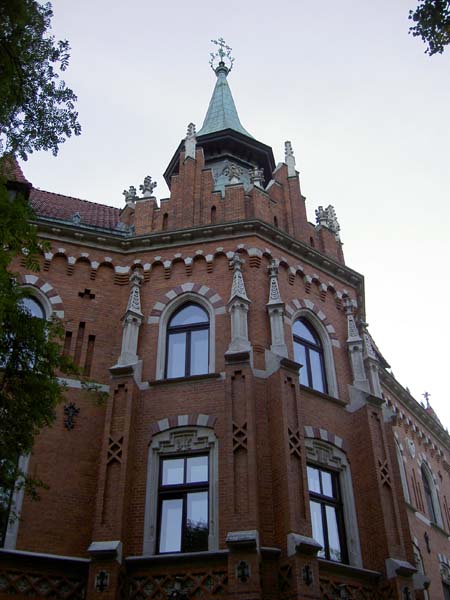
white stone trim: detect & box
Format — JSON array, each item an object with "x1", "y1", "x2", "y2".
[
  {"x1": 154, "y1": 292, "x2": 216, "y2": 380},
  {"x1": 143, "y1": 426, "x2": 219, "y2": 555},
  {"x1": 3, "y1": 455, "x2": 30, "y2": 549}
]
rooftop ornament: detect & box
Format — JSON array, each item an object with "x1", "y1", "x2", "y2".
[{"x1": 209, "y1": 37, "x2": 235, "y2": 75}]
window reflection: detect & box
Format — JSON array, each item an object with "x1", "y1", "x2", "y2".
[{"x1": 293, "y1": 318, "x2": 327, "y2": 393}]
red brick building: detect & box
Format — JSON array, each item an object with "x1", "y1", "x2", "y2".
[{"x1": 1, "y1": 43, "x2": 450, "y2": 600}]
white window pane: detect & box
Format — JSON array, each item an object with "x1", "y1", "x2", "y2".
[
  {"x1": 159, "y1": 499, "x2": 183, "y2": 553},
  {"x1": 190, "y1": 329, "x2": 208, "y2": 375},
  {"x1": 310, "y1": 350, "x2": 325, "y2": 393},
  {"x1": 187, "y1": 456, "x2": 208, "y2": 483},
  {"x1": 307, "y1": 466, "x2": 321, "y2": 494},
  {"x1": 325, "y1": 505, "x2": 342, "y2": 561},
  {"x1": 167, "y1": 332, "x2": 186, "y2": 378},
  {"x1": 294, "y1": 342, "x2": 308, "y2": 386},
  {"x1": 162, "y1": 458, "x2": 184, "y2": 485},
  {"x1": 321, "y1": 471, "x2": 333, "y2": 498},
  {"x1": 310, "y1": 500, "x2": 325, "y2": 558},
  {"x1": 170, "y1": 304, "x2": 208, "y2": 326}
]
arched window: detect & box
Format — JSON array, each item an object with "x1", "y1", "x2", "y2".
[
  {"x1": 293, "y1": 318, "x2": 327, "y2": 393},
  {"x1": 166, "y1": 303, "x2": 209, "y2": 379},
  {"x1": 421, "y1": 463, "x2": 439, "y2": 524}
]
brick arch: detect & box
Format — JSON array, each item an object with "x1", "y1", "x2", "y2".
[
  {"x1": 149, "y1": 414, "x2": 217, "y2": 437},
  {"x1": 304, "y1": 426, "x2": 345, "y2": 451},
  {"x1": 148, "y1": 282, "x2": 225, "y2": 323},
  {"x1": 285, "y1": 299, "x2": 340, "y2": 348},
  {"x1": 19, "y1": 274, "x2": 64, "y2": 319}
]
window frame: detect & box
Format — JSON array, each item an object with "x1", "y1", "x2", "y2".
[
  {"x1": 156, "y1": 453, "x2": 209, "y2": 554},
  {"x1": 293, "y1": 317, "x2": 328, "y2": 394},
  {"x1": 420, "y1": 462, "x2": 442, "y2": 526},
  {"x1": 155, "y1": 293, "x2": 216, "y2": 381},
  {"x1": 307, "y1": 464, "x2": 348, "y2": 563},
  {"x1": 305, "y1": 437, "x2": 362, "y2": 567},
  {"x1": 165, "y1": 302, "x2": 209, "y2": 379},
  {"x1": 143, "y1": 426, "x2": 218, "y2": 556}
]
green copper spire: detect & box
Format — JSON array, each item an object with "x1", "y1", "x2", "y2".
[{"x1": 197, "y1": 39, "x2": 253, "y2": 138}]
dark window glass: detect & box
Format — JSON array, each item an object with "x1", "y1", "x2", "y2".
[
  {"x1": 157, "y1": 455, "x2": 209, "y2": 554},
  {"x1": 421, "y1": 465, "x2": 437, "y2": 522},
  {"x1": 443, "y1": 582, "x2": 450, "y2": 600},
  {"x1": 307, "y1": 465, "x2": 347, "y2": 563},
  {"x1": 293, "y1": 318, "x2": 327, "y2": 393},
  {"x1": 166, "y1": 303, "x2": 209, "y2": 378}
]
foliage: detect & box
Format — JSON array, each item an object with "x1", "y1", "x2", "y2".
[
  {"x1": 409, "y1": 0, "x2": 450, "y2": 55},
  {"x1": 0, "y1": 177, "x2": 76, "y2": 537},
  {"x1": 0, "y1": 0, "x2": 80, "y2": 160}
]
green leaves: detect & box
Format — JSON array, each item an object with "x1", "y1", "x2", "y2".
[
  {"x1": 0, "y1": 0, "x2": 81, "y2": 160},
  {"x1": 409, "y1": 0, "x2": 450, "y2": 55}
]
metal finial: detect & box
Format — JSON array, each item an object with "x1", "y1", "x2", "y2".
[
  {"x1": 209, "y1": 37, "x2": 235, "y2": 73},
  {"x1": 423, "y1": 392, "x2": 431, "y2": 408}
]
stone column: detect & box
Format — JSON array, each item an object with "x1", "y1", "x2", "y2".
[
  {"x1": 267, "y1": 259, "x2": 288, "y2": 357},
  {"x1": 363, "y1": 329, "x2": 383, "y2": 398},
  {"x1": 226, "y1": 253, "x2": 251, "y2": 355}
]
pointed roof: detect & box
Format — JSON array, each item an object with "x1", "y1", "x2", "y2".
[{"x1": 197, "y1": 64, "x2": 253, "y2": 138}]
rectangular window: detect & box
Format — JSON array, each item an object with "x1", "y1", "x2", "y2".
[
  {"x1": 307, "y1": 465, "x2": 347, "y2": 563},
  {"x1": 157, "y1": 455, "x2": 209, "y2": 554}
]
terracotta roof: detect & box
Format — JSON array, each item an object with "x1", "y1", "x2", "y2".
[
  {"x1": 1, "y1": 155, "x2": 31, "y2": 185},
  {"x1": 29, "y1": 188, "x2": 122, "y2": 230}
]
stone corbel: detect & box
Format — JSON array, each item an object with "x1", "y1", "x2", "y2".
[
  {"x1": 287, "y1": 533, "x2": 322, "y2": 557},
  {"x1": 226, "y1": 530, "x2": 259, "y2": 551},
  {"x1": 87, "y1": 540, "x2": 123, "y2": 563}
]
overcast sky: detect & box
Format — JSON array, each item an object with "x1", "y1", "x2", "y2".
[{"x1": 23, "y1": 0, "x2": 450, "y2": 428}]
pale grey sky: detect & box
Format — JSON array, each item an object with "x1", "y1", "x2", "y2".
[{"x1": 23, "y1": 0, "x2": 450, "y2": 427}]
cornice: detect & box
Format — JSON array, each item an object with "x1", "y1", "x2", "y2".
[
  {"x1": 380, "y1": 369, "x2": 450, "y2": 450},
  {"x1": 35, "y1": 216, "x2": 365, "y2": 313}
]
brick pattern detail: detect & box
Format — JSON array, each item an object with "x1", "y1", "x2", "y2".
[
  {"x1": 18, "y1": 274, "x2": 64, "y2": 318},
  {"x1": 285, "y1": 299, "x2": 340, "y2": 347},
  {"x1": 149, "y1": 283, "x2": 225, "y2": 321},
  {"x1": 288, "y1": 427, "x2": 301, "y2": 459},
  {"x1": 232, "y1": 422, "x2": 248, "y2": 452},
  {"x1": 107, "y1": 436, "x2": 123, "y2": 464},
  {"x1": 304, "y1": 426, "x2": 345, "y2": 450},
  {"x1": 278, "y1": 563, "x2": 293, "y2": 592},
  {"x1": 378, "y1": 458, "x2": 392, "y2": 488},
  {"x1": 149, "y1": 414, "x2": 217, "y2": 436},
  {"x1": 320, "y1": 578, "x2": 395, "y2": 599},
  {"x1": 124, "y1": 570, "x2": 228, "y2": 599},
  {"x1": 0, "y1": 567, "x2": 86, "y2": 600}
]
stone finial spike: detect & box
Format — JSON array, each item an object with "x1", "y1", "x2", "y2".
[
  {"x1": 285, "y1": 141, "x2": 296, "y2": 177},
  {"x1": 267, "y1": 259, "x2": 282, "y2": 305},
  {"x1": 127, "y1": 270, "x2": 144, "y2": 315},
  {"x1": 266, "y1": 259, "x2": 287, "y2": 356},
  {"x1": 139, "y1": 176, "x2": 157, "y2": 199},
  {"x1": 185, "y1": 123, "x2": 197, "y2": 160},
  {"x1": 229, "y1": 253, "x2": 249, "y2": 302}
]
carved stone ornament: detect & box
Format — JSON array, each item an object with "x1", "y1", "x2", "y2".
[
  {"x1": 123, "y1": 186, "x2": 137, "y2": 201},
  {"x1": 222, "y1": 162, "x2": 243, "y2": 183},
  {"x1": 64, "y1": 402, "x2": 80, "y2": 430},
  {"x1": 267, "y1": 259, "x2": 282, "y2": 305},
  {"x1": 185, "y1": 122, "x2": 197, "y2": 160},
  {"x1": 95, "y1": 571, "x2": 109, "y2": 593},
  {"x1": 284, "y1": 141, "x2": 296, "y2": 176},
  {"x1": 406, "y1": 437, "x2": 416, "y2": 458},
  {"x1": 139, "y1": 176, "x2": 157, "y2": 199},
  {"x1": 315, "y1": 205, "x2": 341, "y2": 240},
  {"x1": 250, "y1": 166, "x2": 264, "y2": 187},
  {"x1": 72, "y1": 212, "x2": 81, "y2": 225},
  {"x1": 441, "y1": 563, "x2": 450, "y2": 585}
]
